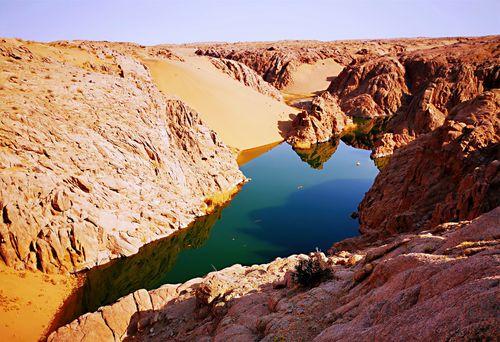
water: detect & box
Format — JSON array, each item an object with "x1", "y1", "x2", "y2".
[{"x1": 72, "y1": 139, "x2": 378, "y2": 316}]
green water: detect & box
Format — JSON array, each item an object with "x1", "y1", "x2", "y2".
[{"x1": 75, "y1": 139, "x2": 378, "y2": 315}]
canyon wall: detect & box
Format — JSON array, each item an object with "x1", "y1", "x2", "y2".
[
  {"x1": 285, "y1": 36, "x2": 499, "y2": 155},
  {"x1": 0, "y1": 39, "x2": 245, "y2": 273},
  {"x1": 359, "y1": 90, "x2": 499, "y2": 236}
]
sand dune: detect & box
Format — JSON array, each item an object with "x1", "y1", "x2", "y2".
[
  {"x1": 144, "y1": 53, "x2": 297, "y2": 150},
  {"x1": 283, "y1": 58, "x2": 344, "y2": 95}
]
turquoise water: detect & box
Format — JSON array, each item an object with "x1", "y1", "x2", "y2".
[{"x1": 74, "y1": 140, "x2": 378, "y2": 315}]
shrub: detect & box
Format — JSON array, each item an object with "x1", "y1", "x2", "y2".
[{"x1": 293, "y1": 251, "x2": 331, "y2": 287}]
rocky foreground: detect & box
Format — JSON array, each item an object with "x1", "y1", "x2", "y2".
[
  {"x1": 49, "y1": 207, "x2": 499, "y2": 341},
  {"x1": 0, "y1": 39, "x2": 245, "y2": 273}
]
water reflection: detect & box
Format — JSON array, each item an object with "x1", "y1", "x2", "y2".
[
  {"x1": 341, "y1": 117, "x2": 388, "y2": 150},
  {"x1": 292, "y1": 117, "x2": 391, "y2": 170},
  {"x1": 293, "y1": 139, "x2": 340, "y2": 169}
]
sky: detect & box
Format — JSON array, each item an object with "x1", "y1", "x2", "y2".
[{"x1": 0, "y1": 0, "x2": 498, "y2": 45}]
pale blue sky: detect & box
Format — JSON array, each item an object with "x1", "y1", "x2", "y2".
[{"x1": 0, "y1": 0, "x2": 498, "y2": 45}]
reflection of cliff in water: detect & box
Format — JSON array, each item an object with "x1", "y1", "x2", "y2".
[
  {"x1": 291, "y1": 117, "x2": 391, "y2": 170},
  {"x1": 58, "y1": 206, "x2": 224, "y2": 327},
  {"x1": 293, "y1": 138, "x2": 340, "y2": 169},
  {"x1": 341, "y1": 117, "x2": 388, "y2": 150}
]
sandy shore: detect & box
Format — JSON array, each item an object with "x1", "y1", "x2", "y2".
[
  {"x1": 237, "y1": 141, "x2": 282, "y2": 166},
  {"x1": 144, "y1": 53, "x2": 297, "y2": 150},
  {"x1": 0, "y1": 264, "x2": 79, "y2": 341}
]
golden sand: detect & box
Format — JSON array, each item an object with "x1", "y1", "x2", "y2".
[
  {"x1": 282, "y1": 58, "x2": 343, "y2": 95},
  {"x1": 0, "y1": 263, "x2": 79, "y2": 341}
]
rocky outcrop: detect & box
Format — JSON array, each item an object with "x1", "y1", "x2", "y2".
[
  {"x1": 49, "y1": 207, "x2": 500, "y2": 341},
  {"x1": 197, "y1": 43, "x2": 343, "y2": 89},
  {"x1": 328, "y1": 56, "x2": 408, "y2": 119},
  {"x1": 332, "y1": 37, "x2": 499, "y2": 157},
  {"x1": 209, "y1": 58, "x2": 283, "y2": 101},
  {"x1": 359, "y1": 90, "x2": 499, "y2": 236},
  {"x1": 287, "y1": 92, "x2": 352, "y2": 148},
  {"x1": 0, "y1": 39, "x2": 245, "y2": 273},
  {"x1": 283, "y1": 36, "x2": 499, "y2": 154}
]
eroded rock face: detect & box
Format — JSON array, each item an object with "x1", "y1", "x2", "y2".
[
  {"x1": 287, "y1": 92, "x2": 352, "y2": 148},
  {"x1": 359, "y1": 90, "x2": 499, "y2": 236},
  {"x1": 209, "y1": 58, "x2": 283, "y2": 101},
  {"x1": 328, "y1": 56, "x2": 408, "y2": 119},
  {"x1": 49, "y1": 208, "x2": 500, "y2": 341},
  {"x1": 195, "y1": 38, "x2": 464, "y2": 89},
  {"x1": 0, "y1": 39, "x2": 245, "y2": 273},
  {"x1": 284, "y1": 37, "x2": 499, "y2": 151},
  {"x1": 197, "y1": 42, "x2": 344, "y2": 89}
]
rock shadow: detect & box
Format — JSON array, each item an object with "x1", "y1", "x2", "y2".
[{"x1": 277, "y1": 113, "x2": 297, "y2": 139}]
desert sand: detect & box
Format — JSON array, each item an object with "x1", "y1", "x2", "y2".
[
  {"x1": 144, "y1": 52, "x2": 297, "y2": 150},
  {"x1": 0, "y1": 264, "x2": 78, "y2": 341},
  {"x1": 282, "y1": 58, "x2": 343, "y2": 95}
]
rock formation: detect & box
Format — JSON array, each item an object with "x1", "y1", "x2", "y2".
[
  {"x1": 287, "y1": 92, "x2": 352, "y2": 148},
  {"x1": 282, "y1": 37, "x2": 499, "y2": 239},
  {"x1": 328, "y1": 56, "x2": 409, "y2": 119},
  {"x1": 209, "y1": 58, "x2": 283, "y2": 101},
  {"x1": 0, "y1": 39, "x2": 245, "y2": 273},
  {"x1": 49, "y1": 207, "x2": 500, "y2": 341},
  {"x1": 335, "y1": 36, "x2": 499, "y2": 157}
]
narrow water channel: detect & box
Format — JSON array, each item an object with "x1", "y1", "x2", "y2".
[{"x1": 60, "y1": 138, "x2": 379, "y2": 325}]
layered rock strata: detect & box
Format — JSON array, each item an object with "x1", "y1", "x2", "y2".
[
  {"x1": 49, "y1": 207, "x2": 500, "y2": 341},
  {"x1": 0, "y1": 39, "x2": 245, "y2": 273}
]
